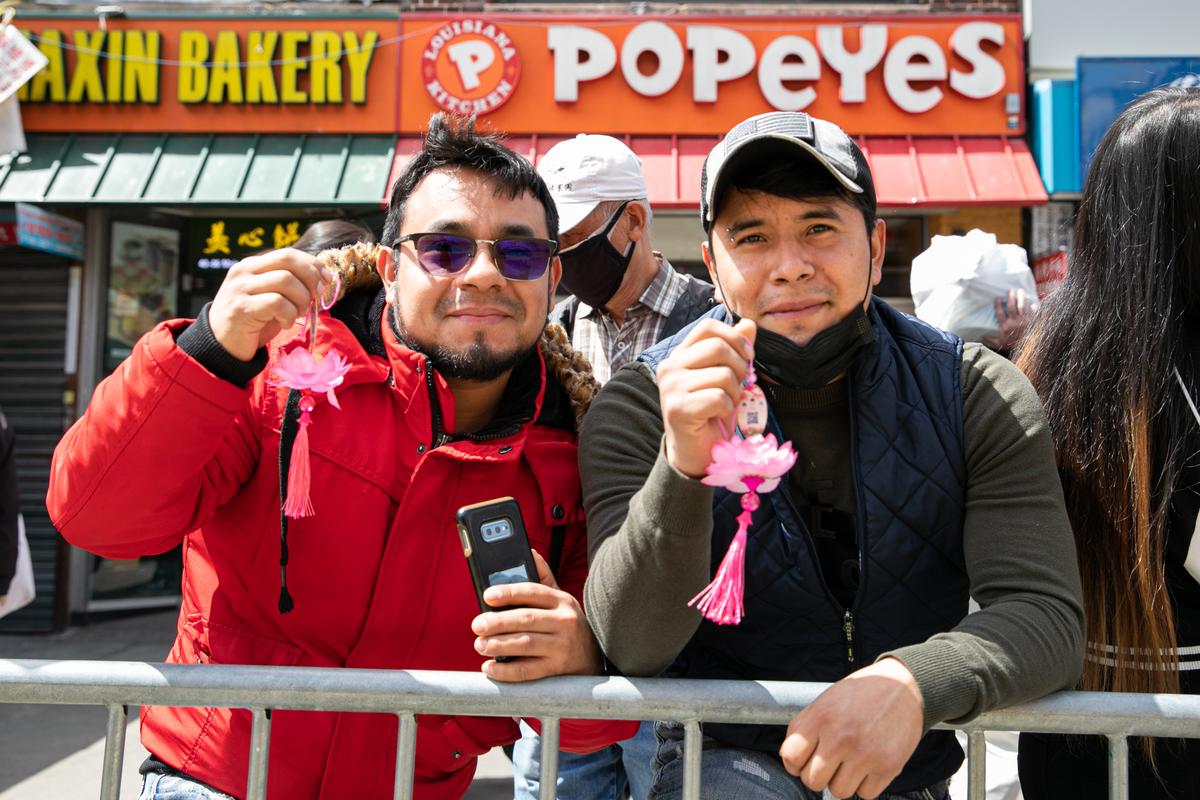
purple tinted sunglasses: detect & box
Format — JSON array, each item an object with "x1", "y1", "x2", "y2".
[{"x1": 394, "y1": 233, "x2": 558, "y2": 282}]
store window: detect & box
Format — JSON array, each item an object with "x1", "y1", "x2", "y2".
[
  {"x1": 105, "y1": 221, "x2": 182, "y2": 373},
  {"x1": 877, "y1": 215, "x2": 927, "y2": 313}
]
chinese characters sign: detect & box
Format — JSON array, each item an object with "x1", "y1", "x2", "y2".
[{"x1": 189, "y1": 218, "x2": 304, "y2": 271}]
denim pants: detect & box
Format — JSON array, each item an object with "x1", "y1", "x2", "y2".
[
  {"x1": 138, "y1": 770, "x2": 236, "y2": 800},
  {"x1": 647, "y1": 722, "x2": 951, "y2": 800},
  {"x1": 513, "y1": 719, "x2": 658, "y2": 800}
]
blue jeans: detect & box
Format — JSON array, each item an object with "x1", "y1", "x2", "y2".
[
  {"x1": 513, "y1": 719, "x2": 658, "y2": 800},
  {"x1": 647, "y1": 722, "x2": 951, "y2": 800},
  {"x1": 139, "y1": 771, "x2": 235, "y2": 800}
]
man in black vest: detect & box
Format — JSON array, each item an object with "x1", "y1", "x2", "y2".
[
  {"x1": 514, "y1": 136, "x2": 715, "y2": 799},
  {"x1": 578, "y1": 112, "x2": 1084, "y2": 800}
]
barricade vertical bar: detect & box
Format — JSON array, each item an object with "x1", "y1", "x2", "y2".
[
  {"x1": 99, "y1": 703, "x2": 128, "y2": 800},
  {"x1": 246, "y1": 708, "x2": 271, "y2": 800},
  {"x1": 682, "y1": 720, "x2": 702, "y2": 800},
  {"x1": 966, "y1": 732, "x2": 986, "y2": 800},
  {"x1": 538, "y1": 718, "x2": 560, "y2": 800},
  {"x1": 1108, "y1": 735, "x2": 1129, "y2": 800},
  {"x1": 393, "y1": 713, "x2": 417, "y2": 800}
]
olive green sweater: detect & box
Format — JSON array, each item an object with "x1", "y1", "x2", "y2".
[{"x1": 580, "y1": 342, "x2": 1085, "y2": 729}]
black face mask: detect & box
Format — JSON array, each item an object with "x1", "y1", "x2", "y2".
[
  {"x1": 748, "y1": 306, "x2": 876, "y2": 389},
  {"x1": 558, "y1": 201, "x2": 634, "y2": 310}
]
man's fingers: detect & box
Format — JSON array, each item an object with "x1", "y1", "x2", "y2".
[
  {"x1": 666, "y1": 366, "x2": 744, "y2": 407},
  {"x1": 242, "y1": 248, "x2": 328, "y2": 290},
  {"x1": 678, "y1": 318, "x2": 756, "y2": 361},
  {"x1": 241, "y1": 270, "x2": 319, "y2": 318},
  {"x1": 798, "y1": 745, "x2": 838, "y2": 792},
  {"x1": 827, "y1": 763, "x2": 868, "y2": 800},
  {"x1": 475, "y1": 630, "x2": 557, "y2": 659},
  {"x1": 479, "y1": 580, "x2": 565, "y2": 614},
  {"x1": 779, "y1": 723, "x2": 817, "y2": 776},
  {"x1": 855, "y1": 773, "x2": 891, "y2": 799},
  {"x1": 482, "y1": 656, "x2": 549, "y2": 683},
  {"x1": 530, "y1": 549, "x2": 558, "y2": 590}
]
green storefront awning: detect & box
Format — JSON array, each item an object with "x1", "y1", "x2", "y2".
[{"x1": 0, "y1": 133, "x2": 396, "y2": 205}]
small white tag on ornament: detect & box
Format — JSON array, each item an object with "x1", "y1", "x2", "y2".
[{"x1": 737, "y1": 384, "x2": 768, "y2": 437}]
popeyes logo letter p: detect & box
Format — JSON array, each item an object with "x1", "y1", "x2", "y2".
[{"x1": 421, "y1": 19, "x2": 520, "y2": 115}]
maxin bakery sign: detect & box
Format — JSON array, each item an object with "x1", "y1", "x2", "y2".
[{"x1": 15, "y1": 18, "x2": 397, "y2": 134}]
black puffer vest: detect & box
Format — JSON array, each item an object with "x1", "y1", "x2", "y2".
[{"x1": 638, "y1": 298, "x2": 970, "y2": 791}]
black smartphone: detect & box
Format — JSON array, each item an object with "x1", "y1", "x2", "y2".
[{"x1": 456, "y1": 497, "x2": 539, "y2": 616}]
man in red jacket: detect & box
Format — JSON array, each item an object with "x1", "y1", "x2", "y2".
[{"x1": 48, "y1": 114, "x2": 634, "y2": 799}]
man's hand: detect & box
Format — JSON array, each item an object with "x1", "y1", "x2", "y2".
[
  {"x1": 985, "y1": 288, "x2": 1039, "y2": 352},
  {"x1": 208, "y1": 249, "x2": 332, "y2": 362},
  {"x1": 779, "y1": 657, "x2": 924, "y2": 799},
  {"x1": 471, "y1": 550, "x2": 602, "y2": 682},
  {"x1": 656, "y1": 317, "x2": 757, "y2": 479}
]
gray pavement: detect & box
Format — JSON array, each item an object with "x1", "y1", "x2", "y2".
[{"x1": 0, "y1": 609, "x2": 514, "y2": 799}]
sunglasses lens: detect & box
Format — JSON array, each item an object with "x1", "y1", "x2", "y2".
[
  {"x1": 415, "y1": 234, "x2": 474, "y2": 275},
  {"x1": 496, "y1": 239, "x2": 553, "y2": 281}
]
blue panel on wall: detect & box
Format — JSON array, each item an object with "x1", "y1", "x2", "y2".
[
  {"x1": 1078, "y1": 57, "x2": 1200, "y2": 180},
  {"x1": 1031, "y1": 79, "x2": 1081, "y2": 195}
]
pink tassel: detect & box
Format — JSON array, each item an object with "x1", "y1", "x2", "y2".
[
  {"x1": 283, "y1": 396, "x2": 316, "y2": 518},
  {"x1": 689, "y1": 477, "x2": 763, "y2": 625}
]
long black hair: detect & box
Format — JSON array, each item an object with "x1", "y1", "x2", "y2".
[{"x1": 1018, "y1": 87, "x2": 1200, "y2": 698}]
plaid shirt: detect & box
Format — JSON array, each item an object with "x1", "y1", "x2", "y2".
[{"x1": 572, "y1": 254, "x2": 690, "y2": 384}]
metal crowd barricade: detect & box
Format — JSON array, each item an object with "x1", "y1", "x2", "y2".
[{"x1": 2, "y1": 659, "x2": 1199, "y2": 800}]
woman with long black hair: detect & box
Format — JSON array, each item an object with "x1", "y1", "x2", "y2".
[{"x1": 1017, "y1": 87, "x2": 1200, "y2": 798}]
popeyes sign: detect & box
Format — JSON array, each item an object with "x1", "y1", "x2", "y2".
[{"x1": 400, "y1": 14, "x2": 1025, "y2": 135}]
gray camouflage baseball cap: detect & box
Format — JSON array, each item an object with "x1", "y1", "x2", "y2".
[{"x1": 700, "y1": 111, "x2": 876, "y2": 232}]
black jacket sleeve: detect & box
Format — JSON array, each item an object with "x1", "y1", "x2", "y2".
[{"x1": 0, "y1": 409, "x2": 19, "y2": 592}]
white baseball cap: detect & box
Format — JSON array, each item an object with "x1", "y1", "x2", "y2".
[{"x1": 538, "y1": 134, "x2": 649, "y2": 236}]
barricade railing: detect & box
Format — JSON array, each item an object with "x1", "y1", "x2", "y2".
[{"x1": 2, "y1": 658, "x2": 1199, "y2": 800}]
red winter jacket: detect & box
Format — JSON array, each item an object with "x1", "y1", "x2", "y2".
[{"x1": 48, "y1": 299, "x2": 635, "y2": 799}]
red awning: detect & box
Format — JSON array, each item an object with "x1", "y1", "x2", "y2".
[{"x1": 387, "y1": 134, "x2": 1047, "y2": 210}]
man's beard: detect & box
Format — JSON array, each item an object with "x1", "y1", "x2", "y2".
[{"x1": 391, "y1": 287, "x2": 540, "y2": 381}]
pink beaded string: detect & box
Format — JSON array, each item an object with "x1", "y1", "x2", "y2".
[
  {"x1": 688, "y1": 362, "x2": 797, "y2": 626},
  {"x1": 268, "y1": 273, "x2": 349, "y2": 519}
]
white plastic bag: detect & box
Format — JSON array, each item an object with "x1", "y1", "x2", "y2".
[
  {"x1": 910, "y1": 229, "x2": 1038, "y2": 342},
  {"x1": 0, "y1": 514, "x2": 35, "y2": 619}
]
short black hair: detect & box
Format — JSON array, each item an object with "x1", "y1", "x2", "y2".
[
  {"x1": 707, "y1": 143, "x2": 876, "y2": 242},
  {"x1": 382, "y1": 113, "x2": 558, "y2": 246}
]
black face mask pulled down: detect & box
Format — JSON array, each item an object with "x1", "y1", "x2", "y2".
[
  {"x1": 558, "y1": 201, "x2": 634, "y2": 310},
  {"x1": 748, "y1": 305, "x2": 876, "y2": 389}
]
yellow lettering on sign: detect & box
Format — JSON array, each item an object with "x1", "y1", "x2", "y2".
[
  {"x1": 178, "y1": 31, "x2": 209, "y2": 104},
  {"x1": 310, "y1": 31, "x2": 341, "y2": 104},
  {"x1": 105, "y1": 31, "x2": 122, "y2": 101},
  {"x1": 343, "y1": 31, "x2": 378, "y2": 104},
  {"x1": 237, "y1": 227, "x2": 265, "y2": 248},
  {"x1": 123, "y1": 32, "x2": 160, "y2": 102},
  {"x1": 246, "y1": 31, "x2": 279, "y2": 104},
  {"x1": 67, "y1": 30, "x2": 106, "y2": 103},
  {"x1": 274, "y1": 222, "x2": 301, "y2": 249},
  {"x1": 204, "y1": 222, "x2": 231, "y2": 255},
  {"x1": 18, "y1": 29, "x2": 66, "y2": 102},
  {"x1": 207, "y1": 31, "x2": 244, "y2": 104},
  {"x1": 280, "y1": 31, "x2": 309, "y2": 104}
]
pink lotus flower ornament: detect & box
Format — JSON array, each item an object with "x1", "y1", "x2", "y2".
[
  {"x1": 702, "y1": 434, "x2": 797, "y2": 494},
  {"x1": 269, "y1": 347, "x2": 352, "y2": 409},
  {"x1": 688, "y1": 369, "x2": 798, "y2": 627}
]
